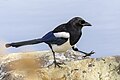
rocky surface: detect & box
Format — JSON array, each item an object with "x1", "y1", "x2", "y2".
[{"x1": 0, "y1": 51, "x2": 120, "y2": 80}]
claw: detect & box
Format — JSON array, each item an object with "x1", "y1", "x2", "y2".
[
  {"x1": 82, "y1": 50, "x2": 95, "y2": 58},
  {"x1": 47, "y1": 61, "x2": 65, "y2": 68}
]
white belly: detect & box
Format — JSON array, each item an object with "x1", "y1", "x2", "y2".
[{"x1": 51, "y1": 39, "x2": 72, "y2": 53}]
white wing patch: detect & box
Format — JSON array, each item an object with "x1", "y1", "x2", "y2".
[{"x1": 54, "y1": 32, "x2": 70, "y2": 38}]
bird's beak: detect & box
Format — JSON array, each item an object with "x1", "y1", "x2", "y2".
[{"x1": 82, "y1": 22, "x2": 92, "y2": 26}]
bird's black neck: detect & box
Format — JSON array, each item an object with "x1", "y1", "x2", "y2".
[{"x1": 66, "y1": 24, "x2": 83, "y2": 45}]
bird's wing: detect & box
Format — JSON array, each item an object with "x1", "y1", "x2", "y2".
[
  {"x1": 41, "y1": 31, "x2": 69, "y2": 45},
  {"x1": 53, "y1": 23, "x2": 67, "y2": 32}
]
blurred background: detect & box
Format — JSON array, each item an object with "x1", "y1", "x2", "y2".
[{"x1": 0, "y1": 0, "x2": 120, "y2": 57}]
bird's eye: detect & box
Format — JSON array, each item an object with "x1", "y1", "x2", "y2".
[{"x1": 81, "y1": 20, "x2": 85, "y2": 24}]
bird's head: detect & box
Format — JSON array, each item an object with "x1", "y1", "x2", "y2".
[{"x1": 68, "y1": 17, "x2": 92, "y2": 28}]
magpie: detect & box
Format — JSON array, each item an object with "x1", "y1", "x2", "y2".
[{"x1": 5, "y1": 17, "x2": 95, "y2": 67}]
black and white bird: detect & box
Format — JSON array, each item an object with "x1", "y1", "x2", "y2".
[{"x1": 5, "y1": 17, "x2": 95, "y2": 67}]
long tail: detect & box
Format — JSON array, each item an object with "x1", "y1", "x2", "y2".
[{"x1": 5, "y1": 38, "x2": 43, "y2": 48}]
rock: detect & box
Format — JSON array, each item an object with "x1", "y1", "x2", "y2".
[{"x1": 0, "y1": 51, "x2": 120, "y2": 80}]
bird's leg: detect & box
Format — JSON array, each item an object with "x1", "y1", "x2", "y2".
[
  {"x1": 48, "y1": 45, "x2": 64, "y2": 68},
  {"x1": 72, "y1": 46, "x2": 95, "y2": 58}
]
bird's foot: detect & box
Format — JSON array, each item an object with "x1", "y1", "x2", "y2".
[
  {"x1": 48, "y1": 61, "x2": 65, "y2": 68},
  {"x1": 82, "y1": 50, "x2": 95, "y2": 58}
]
